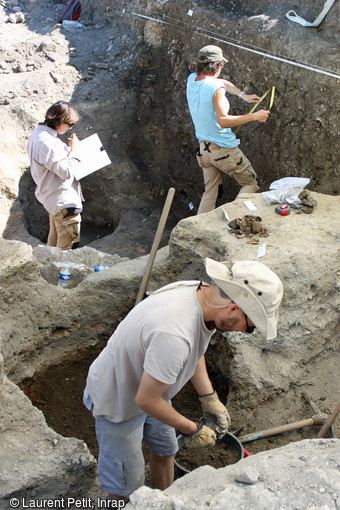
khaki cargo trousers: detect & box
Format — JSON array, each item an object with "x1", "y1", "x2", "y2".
[
  {"x1": 47, "y1": 208, "x2": 81, "y2": 251},
  {"x1": 196, "y1": 141, "x2": 259, "y2": 214}
]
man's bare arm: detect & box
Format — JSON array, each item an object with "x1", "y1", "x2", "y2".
[
  {"x1": 217, "y1": 79, "x2": 260, "y2": 103},
  {"x1": 135, "y1": 371, "x2": 198, "y2": 435},
  {"x1": 190, "y1": 356, "x2": 214, "y2": 395},
  {"x1": 213, "y1": 88, "x2": 270, "y2": 128}
]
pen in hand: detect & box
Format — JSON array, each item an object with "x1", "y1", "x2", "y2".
[{"x1": 68, "y1": 132, "x2": 80, "y2": 151}]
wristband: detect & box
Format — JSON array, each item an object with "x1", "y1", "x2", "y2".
[
  {"x1": 239, "y1": 91, "x2": 245, "y2": 99},
  {"x1": 181, "y1": 418, "x2": 203, "y2": 437},
  {"x1": 198, "y1": 390, "x2": 216, "y2": 398}
]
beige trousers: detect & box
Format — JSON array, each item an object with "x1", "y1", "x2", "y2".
[
  {"x1": 47, "y1": 208, "x2": 81, "y2": 250},
  {"x1": 196, "y1": 142, "x2": 259, "y2": 214}
]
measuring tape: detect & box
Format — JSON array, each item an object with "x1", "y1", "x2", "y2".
[
  {"x1": 275, "y1": 204, "x2": 291, "y2": 216},
  {"x1": 234, "y1": 86, "x2": 275, "y2": 134}
]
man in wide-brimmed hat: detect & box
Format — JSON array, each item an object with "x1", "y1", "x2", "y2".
[
  {"x1": 187, "y1": 45, "x2": 271, "y2": 214},
  {"x1": 84, "y1": 258, "x2": 283, "y2": 504}
]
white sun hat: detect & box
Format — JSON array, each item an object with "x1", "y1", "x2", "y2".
[{"x1": 205, "y1": 258, "x2": 283, "y2": 340}]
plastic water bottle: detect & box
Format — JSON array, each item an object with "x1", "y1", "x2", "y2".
[
  {"x1": 93, "y1": 265, "x2": 109, "y2": 272},
  {"x1": 62, "y1": 20, "x2": 85, "y2": 31},
  {"x1": 58, "y1": 264, "x2": 71, "y2": 288}
]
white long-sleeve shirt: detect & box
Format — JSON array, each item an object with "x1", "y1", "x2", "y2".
[{"x1": 27, "y1": 123, "x2": 84, "y2": 215}]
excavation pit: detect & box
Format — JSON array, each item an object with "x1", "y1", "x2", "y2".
[
  {"x1": 18, "y1": 343, "x2": 329, "y2": 482},
  {"x1": 174, "y1": 432, "x2": 244, "y2": 476},
  {"x1": 19, "y1": 170, "x2": 119, "y2": 246}
]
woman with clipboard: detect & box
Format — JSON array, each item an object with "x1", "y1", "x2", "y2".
[{"x1": 27, "y1": 101, "x2": 85, "y2": 250}]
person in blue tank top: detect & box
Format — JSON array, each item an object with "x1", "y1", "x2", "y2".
[{"x1": 186, "y1": 45, "x2": 270, "y2": 214}]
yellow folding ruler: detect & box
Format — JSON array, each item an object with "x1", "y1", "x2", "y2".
[{"x1": 234, "y1": 86, "x2": 275, "y2": 134}]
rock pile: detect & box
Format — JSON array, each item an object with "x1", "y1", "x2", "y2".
[
  {"x1": 298, "y1": 190, "x2": 318, "y2": 214},
  {"x1": 227, "y1": 214, "x2": 268, "y2": 241}
]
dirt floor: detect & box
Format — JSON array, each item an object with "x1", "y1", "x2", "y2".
[{"x1": 18, "y1": 343, "x2": 328, "y2": 487}]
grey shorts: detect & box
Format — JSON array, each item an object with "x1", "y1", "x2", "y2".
[{"x1": 95, "y1": 412, "x2": 178, "y2": 497}]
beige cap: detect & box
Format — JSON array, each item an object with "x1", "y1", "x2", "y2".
[
  {"x1": 205, "y1": 258, "x2": 283, "y2": 340},
  {"x1": 198, "y1": 45, "x2": 228, "y2": 63}
]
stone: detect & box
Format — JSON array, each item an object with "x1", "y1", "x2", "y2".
[
  {"x1": 95, "y1": 62, "x2": 109, "y2": 69},
  {"x1": 49, "y1": 71, "x2": 62, "y2": 83},
  {"x1": 0, "y1": 377, "x2": 98, "y2": 500},
  {"x1": 38, "y1": 42, "x2": 57, "y2": 52},
  {"x1": 8, "y1": 12, "x2": 25, "y2": 23},
  {"x1": 299, "y1": 190, "x2": 318, "y2": 214},
  {"x1": 228, "y1": 215, "x2": 266, "y2": 237},
  {"x1": 126, "y1": 440, "x2": 340, "y2": 510},
  {"x1": 129, "y1": 487, "x2": 173, "y2": 509},
  {"x1": 234, "y1": 466, "x2": 260, "y2": 484},
  {"x1": 13, "y1": 63, "x2": 25, "y2": 72}
]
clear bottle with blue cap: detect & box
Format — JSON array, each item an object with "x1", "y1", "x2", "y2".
[
  {"x1": 93, "y1": 265, "x2": 109, "y2": 272},
  {"x1": 58, "y1": 264, "x2": 71, "y2": 288}
]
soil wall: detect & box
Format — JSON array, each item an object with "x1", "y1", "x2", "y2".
[
  {"x1": 1, "y1": 0, "x2": 339, "y2": 250},
  {"x1": 79, "y1": 0, "x2": 340, "y2": 208}
]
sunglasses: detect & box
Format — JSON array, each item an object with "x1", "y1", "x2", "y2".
[
  {"x1": 244, "y1": 314, "x2": 255, "y2": 334},
  {"x1": 66, "y1": 122, "x2": 75, "y2": 128}
]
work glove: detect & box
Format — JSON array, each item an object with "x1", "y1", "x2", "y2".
[
  {"x1": 182, "y1": 419, "x2": 216, "y2": 448},
  {"x1": 198, "y1": 391, "x2": 231, "y2": 438}
]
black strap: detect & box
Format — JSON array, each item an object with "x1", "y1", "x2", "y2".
[
  {"x1": 214, "y1": 154, "x2": 230, "y2": 161},
  {"x1": 64, "y1": 207, "x2": 82, "y2": 218},
  {"x1": 203, "y1": 141, "x2": 212, "y2": 153}
]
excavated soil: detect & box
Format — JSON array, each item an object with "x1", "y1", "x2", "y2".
[
  {"x1": 19, "y1": 343, "x2": 325, "y2": 484},
  {"x1": 175, "y1": 440, "x2": 242, "y2": 473}
]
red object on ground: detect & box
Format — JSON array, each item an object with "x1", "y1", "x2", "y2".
[
  {"x1": 275, "y1": 204, "x2": 291, "y2": 216},
  {"x1": 243, "y1": 447, "x2": 251, "y2": 457}
]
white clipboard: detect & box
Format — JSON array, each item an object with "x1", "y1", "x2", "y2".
[{"x1": 73, "y1": 133, "x2": 111, "y2": 180}]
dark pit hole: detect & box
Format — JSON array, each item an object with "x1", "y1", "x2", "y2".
[
  {"x1": 18, "y1": 343, "x2": 320, "y2": 485},
  {"x1": 174, "y1": 433, "x2": 244, "y2": 475},
  {"x1": 18, "y1": 344, "x2": 230, "y2": 478},
  {"x1": 19, "y1": 170, "x2": 119, "y2": 245}
]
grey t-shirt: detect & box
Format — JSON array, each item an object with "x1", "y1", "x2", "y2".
[{"x1": 86, "y1": 281, "x2": 215, "y2": 422}]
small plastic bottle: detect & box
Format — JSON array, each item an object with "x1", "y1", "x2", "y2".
[
  {"x1": 58, "y1": 264, "x2": 71, "y2": 288},
  {"x1": 62, "y1": 20, "x2": 85, "y2": 31},
  {"x1": 93, "y1": 265, "x2": 109, "y2": 272}
]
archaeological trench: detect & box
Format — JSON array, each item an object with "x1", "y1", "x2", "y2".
[{"x1": 0, "y1": 0, "x2": 339, "y2": 508}]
